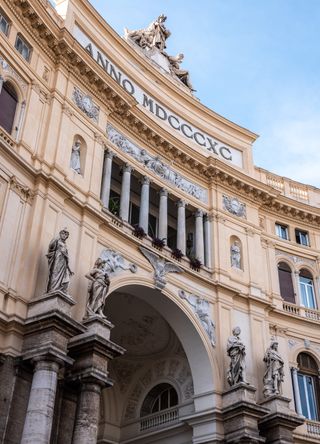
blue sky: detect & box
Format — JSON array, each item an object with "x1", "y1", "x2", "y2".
[{"x1": 90, "y1": 0, "x2": 320, "y2": 187}]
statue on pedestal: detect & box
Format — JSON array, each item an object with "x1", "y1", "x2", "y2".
[
  {"x1": 263, "y1": 338, "x2": 284, "y2": 397},
  {"x1": 70, "y1": 139, "x2": 81, "y2": 174},
  {"x1": 46, "y1": 228, "x2": 73, "y2": 293},
  {"x1": 227, "y1": 326, "x2": 246, "y2": 386},
  {"x1": 85, "y1": 258, "x2": 110, "y2": 319}
]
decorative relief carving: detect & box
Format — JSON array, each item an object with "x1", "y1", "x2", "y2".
[
  {"x1": 124, "y1": 356, "x2": 194, "y2": 420},
  {"x1": 107, "y1": 124, "x2": 207, "y2": 202},
  {"x1": 223, "y1": 195, "x2": 246, "y2": 218},
  {"x1": 140, "y1": 246, "x2": 182, "y2": 289},
  {"x1": 72, "y1": 87, "x2": 99, "y2": 122},
  {"x1": 100, "y1": 248, "x2": 137, "y2": 274},
  {"x1": 9, "y1": 176, "x2": 34, "y2": 204},
  {"x1": 275, "y1": 250, "x2": 316, "y2": 267},
  {"x1": 0, "y1": 57, "x2": 27, "y2": 90},
  {"x1": 178, "y1": 290, "x2": 215, "y2": 346}
]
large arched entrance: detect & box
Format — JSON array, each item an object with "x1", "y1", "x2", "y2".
[{"x1": 98, "y1": 284, "x2": 219, "y2": 443}]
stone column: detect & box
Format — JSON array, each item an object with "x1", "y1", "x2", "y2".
[
  {"x1": 195, "y1": 209, "x2": 204, "y2": 264},
  {"x1": 177, "y1": 200, "x2": 186, "y2": 254},
  {"x1": 119, "y1": 164, "x2": 132, "y2": 222},
  {"x1": 204, "y1": 214, "x2": 212, "y2": 268},
  {"x1": 139, "y1": 176, "x2": 150, "y2": 233},
  {"x1": 72, "y1": 381, "x2": 102, "y2": 444},
  {"x1": 291, "y1": 367, "x2": 303, "y2": 415},
  {"x1": 21, "y1": 359, "x2": 60, "y2": 444},
  {"x1": 100, "y1": 150, "x2": 114, "y2": 209},
  {"x1": 158, "y1": 188, "x2": 168, "y2": 243}
]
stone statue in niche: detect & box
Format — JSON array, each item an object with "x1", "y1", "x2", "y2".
[
  {"x1": 46, "y1": 228, "x2": 74, "y2": 294},
  {"x1": 230, "y1": 241, "x2": 241, "y2": 269},
  {"x1": 166, "y1": 53, "x2": 194, "y2": 91},
  {"x1": 70, "y1": 139, "x2": 81, "y2": 174},
  {"x1": 227, "y1": 326, "x2": 246, "y2": 386},
  {"x1": 85, "y1": 258, "x2": 110, "y2": 319},
  {"x1": 263, "y1": 338, "x2": 284, "y2": 397},
  {"x1": 125, "y1": 14, "x2": 171, "y2": 52}
]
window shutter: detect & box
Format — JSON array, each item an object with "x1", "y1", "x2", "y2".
[
  {"x1": 0, "y1": 84, "x2": 18, "y2": 134},
  {"x1": 278, "y1": 268, "x2": 295, "y2": 303}
]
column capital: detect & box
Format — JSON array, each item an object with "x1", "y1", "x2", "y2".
[
  {"x1": 140, "y1": 176, "x2": 151, "y2": 186},
  {"x1": 122, "y1": 163, "x2": 133, "y2": 173},
  {"x1": 159, "y1": 188, "x2": 168, "y2": 197},
  {"x1": 33, "y1": 359, "x2": 60, "y2": 373},
  {"x1": 204, "y1": 213, "x2": 213, "y2": 222},
  {"x1": 105, "y1": 149, "x2": 115, "y2": 159},
  {"x1": 195, "y1": 209, "x2": 204, "y2": 218},
  {"x1": 177, "y1": 199, "x2": 186, "y2": 208}
]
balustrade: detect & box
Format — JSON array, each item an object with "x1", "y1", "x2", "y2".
[{"x1": 140, "y1": 407, "x2": 179, "y2": 431}]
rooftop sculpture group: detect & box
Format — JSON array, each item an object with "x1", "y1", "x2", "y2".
[{"x1": 125, "y1": 15, "x2": 194, "y2": 91}]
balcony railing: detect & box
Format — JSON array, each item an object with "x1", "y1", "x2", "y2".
[
  {"x1": 282, "y1": 302, "x2": 320, "y2": 321},
  {"x1": 140, "y1": 407, "x2": 179, "y2": 431},
  {"x1": 306, "y1": 420, "x2": 320, "y2": 436}
]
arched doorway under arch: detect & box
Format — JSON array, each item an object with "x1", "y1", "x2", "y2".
[{"x1": 98, "y1": 284, "x2": 218, "y2": 444}]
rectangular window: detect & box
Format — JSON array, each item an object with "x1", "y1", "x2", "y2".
[
  {"x1": 275, "y1": 223, "x2": 289, "y2": 240},
  {"x1": 15, "y1": 34, "x2": 32, "y2": 62},
  {"x1": 0, "y1": 10, "x2": 10, "y2": 36},
  {"x1": 295, "y1": 229, "x2": 309, "y2": 246},
  {"x1": 299, "y1": 276, "x2": 316, "y2": 309}
]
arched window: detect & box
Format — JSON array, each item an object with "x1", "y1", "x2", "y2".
[
  {"x1": 296, "y1": 353, "x2": 320, "y2": 420},
  {"x1": 299, "y1": 269, "x2": 316, "y2": 309},
  {"x1": 140, "y1": 383, "x2": 178, "y2": 417},
  {"x1": 277, "y1": 262, "x2": 295, "y2": 303},
  {"x1": 0, "y1": 82, "x2": 18, "y2": 134}
]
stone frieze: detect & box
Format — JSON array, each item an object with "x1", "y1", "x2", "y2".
[{"x1": 107, "y1": 124, "x2": 207, "y2": 202}]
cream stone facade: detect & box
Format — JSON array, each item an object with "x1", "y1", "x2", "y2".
[{"x1": 0, "y1": 1, "x2": 320, "y2": 443}]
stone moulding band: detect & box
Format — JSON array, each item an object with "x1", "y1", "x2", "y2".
[{"x1": 107, "y1": 124, "x2": 207, "y2": 202}]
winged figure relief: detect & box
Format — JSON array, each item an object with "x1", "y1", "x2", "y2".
[{"x1": 139, "y1": 247, "x2": 182, "y2": 289}]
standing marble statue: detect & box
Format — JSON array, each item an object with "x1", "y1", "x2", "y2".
[
  {"x1": 85, "y1": 258, "x2": 110, "y2": 319},
  {"x1": 46, "y1": 228, "x2": 73, "y2": 293},
  {"x1": 227, "y1": 326, "x2": 246, "y2": 386},
  {"x1": 263, "y1": 338, "x2": 284, "y2": 397},
  {"x1": 230, "y1": 241, "x2": 241, "y2": 269},
  {"x1": 70, "y1": 139, "x2": 81, "y2": 174}
]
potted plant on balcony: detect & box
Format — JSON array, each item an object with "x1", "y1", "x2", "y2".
[
  {"x1": 189, "y1": 256, "x2": 202, "y2": 271},
  {"x1": 152, "y1": 237, "x2": 166, "y2": 250},
  {"x1": 132, "y1": 225, "x2": 146, "y2": 239},
  {"x1": 171, "y1": 248, "x2": 183, "y2": 261}
]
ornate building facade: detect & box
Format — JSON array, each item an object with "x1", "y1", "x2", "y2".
[{"x1": 0, "y1": 1, "x2": 319, "y2": 443}]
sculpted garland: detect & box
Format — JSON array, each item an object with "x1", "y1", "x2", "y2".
[{"x1": 107, "y1": 124, "x2": 207, "y2": 202}]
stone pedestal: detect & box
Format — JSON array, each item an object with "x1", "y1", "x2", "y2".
[
  {"x1": 21, "y1": 291, "x2": 85, "y2": 444},
  {"x1": 222, "y1": 383, "x2": 268, "y2": 443},
  {"x1": 68, "y1": 316, "x2": 125, "y2": 444},
  {"x1": 259, "y1": 395, "x2": 304, "y2": 444}
]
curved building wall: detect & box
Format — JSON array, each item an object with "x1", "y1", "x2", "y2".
[{"x1": 0, "y1": 0, "x2": 320, "y2": 443}]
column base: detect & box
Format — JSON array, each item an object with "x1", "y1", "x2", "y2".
[
  {"x1": 222, "y1": 383, "x2": 268, "y2": 443},
  {"x1": 259, "y1": 395, "x2": 305, "y2": 444}
]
